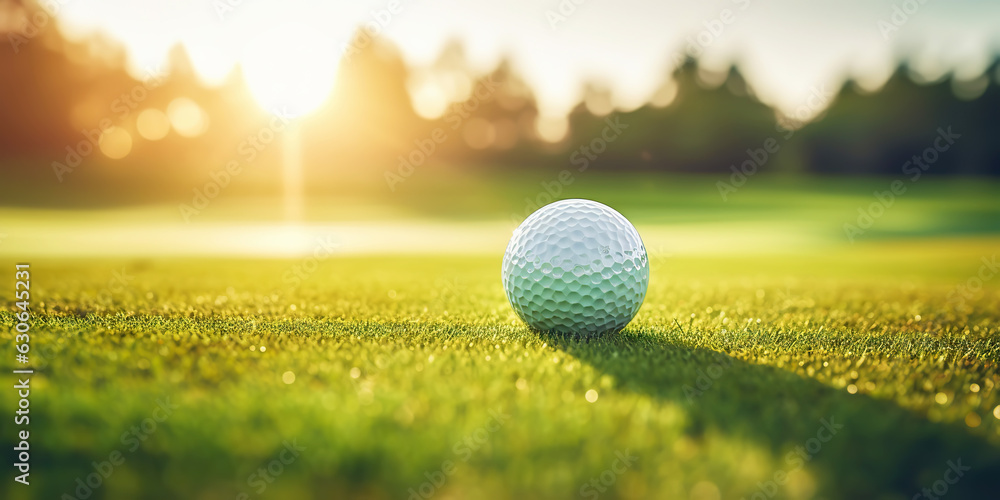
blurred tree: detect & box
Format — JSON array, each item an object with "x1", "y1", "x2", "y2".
[{"x1": 1, "y1": 6, "x2": 999, "y2": 207}]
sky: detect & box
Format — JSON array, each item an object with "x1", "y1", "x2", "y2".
[{"x1": 49, "y1": 0, "x2": 1000, "y2": 121}]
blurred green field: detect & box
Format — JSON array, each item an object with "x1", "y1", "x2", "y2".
[
  {"x1": 2, "y1": 174, "x2": 999, "y2": 499},
  {"x1": 3, "y1": 173, "x2": 1000, "y2": 258},
  {"x1": 2, "y1": 240, "x2": 1000, "y2": 499}
]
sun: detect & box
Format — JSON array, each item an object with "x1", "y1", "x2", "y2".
[{"x1": 240, "y1": 22, "x2": 340, "y2": 118}]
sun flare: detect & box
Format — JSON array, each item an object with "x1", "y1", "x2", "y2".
[{"x1": 240, "y1": 23, "x2": 340, "y2": 118}]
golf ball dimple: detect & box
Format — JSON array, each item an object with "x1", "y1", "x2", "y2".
[{"x1": 502, "y1": 199, "x2": 649, "y2": 336}]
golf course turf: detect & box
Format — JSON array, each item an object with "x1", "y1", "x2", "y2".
[{"x1": 3, "y1": 243, "x2": 999, "y2": 499}]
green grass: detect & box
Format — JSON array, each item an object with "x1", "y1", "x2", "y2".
[{"x1": 2, "y1": 241, "x2": 1000, "y2": 500}]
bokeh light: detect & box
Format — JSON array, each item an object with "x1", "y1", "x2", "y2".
[
  {"x1": 136, "y1": 108, "x2": 170, "y2": 140},
  {"x1": 535, "y1": 115, "x2": 568, "y2": 143},
  {"x1": 98, "y1": 126, "x2": 132, "y2": 159},
  {"x1": 408, "y1": 77, "x2": 450, "y2": 119},
  {"x1": 166, "y1": 98, "x2": 208, "y2": 138}
]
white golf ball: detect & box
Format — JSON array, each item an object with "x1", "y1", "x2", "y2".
[{"x1": 502, "y1": 199, "x2": 649, "y2": 335}]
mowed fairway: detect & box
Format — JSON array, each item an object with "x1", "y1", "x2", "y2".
[{"x1": 2, "y1": 240, "x2": 1000, "y2": 500}]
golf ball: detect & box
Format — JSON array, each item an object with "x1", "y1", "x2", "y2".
[{"x1": 502, "y1": 199, "x2": 649, "y2": 335}]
